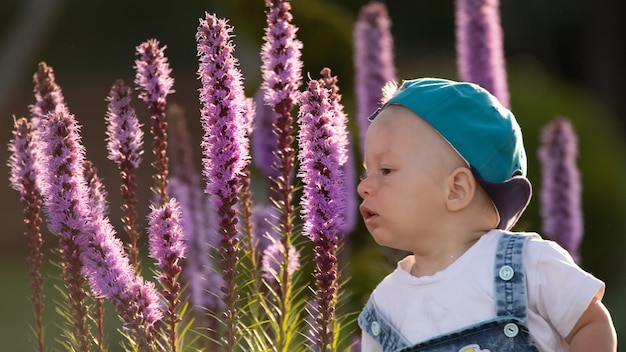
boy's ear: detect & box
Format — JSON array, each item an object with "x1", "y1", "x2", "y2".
[{"x1": 446, "y1": 167, "x2": 476, "y2": 212}]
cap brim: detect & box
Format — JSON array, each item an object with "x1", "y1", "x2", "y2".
[{"x1": 472, "y1": 168, "x2": 532, "y2": 230}]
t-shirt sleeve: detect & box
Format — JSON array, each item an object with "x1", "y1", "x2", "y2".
[
  {"x1": 526, "y1": 238, "x2": 605, "y2": 338},
  {"x1": 361, "y1": 329, "x2": 383, "y2": 352}
]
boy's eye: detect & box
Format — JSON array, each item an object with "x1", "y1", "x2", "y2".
[{"x1": 380, "y1": 168, "x2": 392, "y2": 175}]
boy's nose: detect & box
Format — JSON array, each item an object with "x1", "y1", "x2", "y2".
[{"x1": 357, "y1": 177, "x2": 370, "y2": 198}]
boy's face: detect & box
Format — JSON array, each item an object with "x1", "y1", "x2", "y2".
[{"x1": 358, "y1": 105, "x2": 465, "y2": 252}]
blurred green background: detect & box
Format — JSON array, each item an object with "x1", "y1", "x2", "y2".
[{"x1": 1, "y1": 0, "x2": 624, "y2": 350}]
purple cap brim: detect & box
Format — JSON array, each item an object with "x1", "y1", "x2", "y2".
[{"x1": 472, "y1": 168, "x2": 532, "y2": 230}]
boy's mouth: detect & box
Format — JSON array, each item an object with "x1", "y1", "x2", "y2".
[{"x1": 359, "y1": 204, "x2": 378, "y2": 222}]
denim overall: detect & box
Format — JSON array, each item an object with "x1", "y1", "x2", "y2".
[{"x1": 358, "y1": 233, "x2": 540, "y2": 352}]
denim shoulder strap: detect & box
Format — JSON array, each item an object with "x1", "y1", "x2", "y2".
[
  {"x1": 358, "y1": 297, "x2": 411, "y2": 351},
  {"x1": 494, "y1": 232, "x2": 532, "y2": 323}
]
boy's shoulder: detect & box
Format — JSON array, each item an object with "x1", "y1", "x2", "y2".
[
  {"x1": 496, "y1": 230, "x2": 576, "y2": 264},
  {"x1": 502, "y1": 230, "x2": 573, "y2": 259}
]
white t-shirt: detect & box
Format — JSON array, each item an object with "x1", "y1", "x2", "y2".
[{"x1": 361, "y1": 230, "x2": 604, "y2": 352}]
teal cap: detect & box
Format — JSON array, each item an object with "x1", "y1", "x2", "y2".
[{"x1": 370, "y1": 77, "x2": 532, "y2": 230}]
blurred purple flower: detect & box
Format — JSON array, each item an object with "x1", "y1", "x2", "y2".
[
  {"x1": 166, "y1": 104, "x2": 219, "y2": 319},
  {"x1": 251, "y1": 88, "x2": 281, "y2": 182},
  {"x1": 350, "y1": 335, "x2": 362, "y2": 352},
  {"x1": 242, "y1": 96, "x2": 256, "y2": 139},
  {"x1": 135, "y1": 38, "x2": 175, "y2": 206},
  {"x1": 167, "y1": 104, "x2": 196, "y2": 182},
  {"x1": 251, "y1": 204, "x2": 281, "y2": 254},
  {"x1": 455, "y1": 0, "x2": 509, "y2": 107},
  {"x1": 297, "y1": 78, "x2": 347, "y2": 350},
  {"x1": 261, "y1": 240, "x2": 300, "y2": 287},
  {"x1": 169, "y1": 176, "x2": 213, "y2": 298},
  {"x1": 353, "y1": 2, "x2": 396, "y2": 154},
  {"x1": 239, "y1": 96, "x2": 258, "y2": 267},
  {"x1": 538, "y1": 117, "x2": 583, "y2": 263}
]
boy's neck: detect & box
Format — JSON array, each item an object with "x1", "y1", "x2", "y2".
[{"x1": 408, "y1": 232, "x2": 485, "y2": 277}]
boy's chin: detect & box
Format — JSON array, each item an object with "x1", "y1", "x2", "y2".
[{"x1": 371, "y1": 236, "x2": 408, "y2": 253}]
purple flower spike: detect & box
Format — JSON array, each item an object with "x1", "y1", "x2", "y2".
[
  {"x1": 260, "y1": 2, "x2": 303, "y2": 346},
  {"x1": 197, "y1": 13, "x2": 249, "y2": 198},
  {"x1": 9, "y1": 118, "x2": 40, "y2": 197},
  {"x1": 148, "y1": 198, "x2": 187, "y2": 349},
  {"x1": 29, "y1": 62, "x2": 69, "y2": 124},
  {"x1": 261, "y1": 0, "x2": 303, "y2": 112},
  {"x1": 455, "y1": 0, "x2": 510, "y2": 107},
  {"x1": 39, "y1": 111, "x2": 162, "y2": 349},
  {"x1": 148, "y1": 198, "x2": 187, "y2": 274},
  {"x1": 135, "y1": 39, "x2": 175, "y2": 106},
  {"x1": 106, "y1": 79, "x2": 144, "y2": 169},
  {"x1": 538, "y1": 117, "x2": 583, "y2": 263},
  {"x1": 353, "y1": 2, "x2": 396, "y2": 154},
  {"x1": 83, "y1": 160, "x2": 109, "y2": 218},
  {"x1": 82, "y1": 161, "x2": 114, "y2": 344},
  {"x1": 37, "y1": 111, "x2": 93, "y2": 351},
  {"x1": 106, "y1": 79, "x2": 144, "y2": 269},
  {"x1": 29, "y1": 62, "x2": 70, "y2": 194},
  {"x1": 298, "y1": 79, "x2": 347, "y2": 243},
  {"x1": 196, "y1": 12, "x2": 249, "y2": 349},
  {"x1": 261, "y1": 0, "x2": 303, "y2": 203},
  {"x1": 320, "y1": 68, "x2": 358, "y2": 235},
  {"x1": 8, "y1": 117, "x2": 45, "y2": 352},
  {"x1": 297, "y1": 78, "x2": 348, "y2": 351},
  {"x1": 82, "y1": 160, "x2": 109, "y2": 349},
  {"x1": 135, "y1": 39, "x2": 175, "y2": 206}
]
